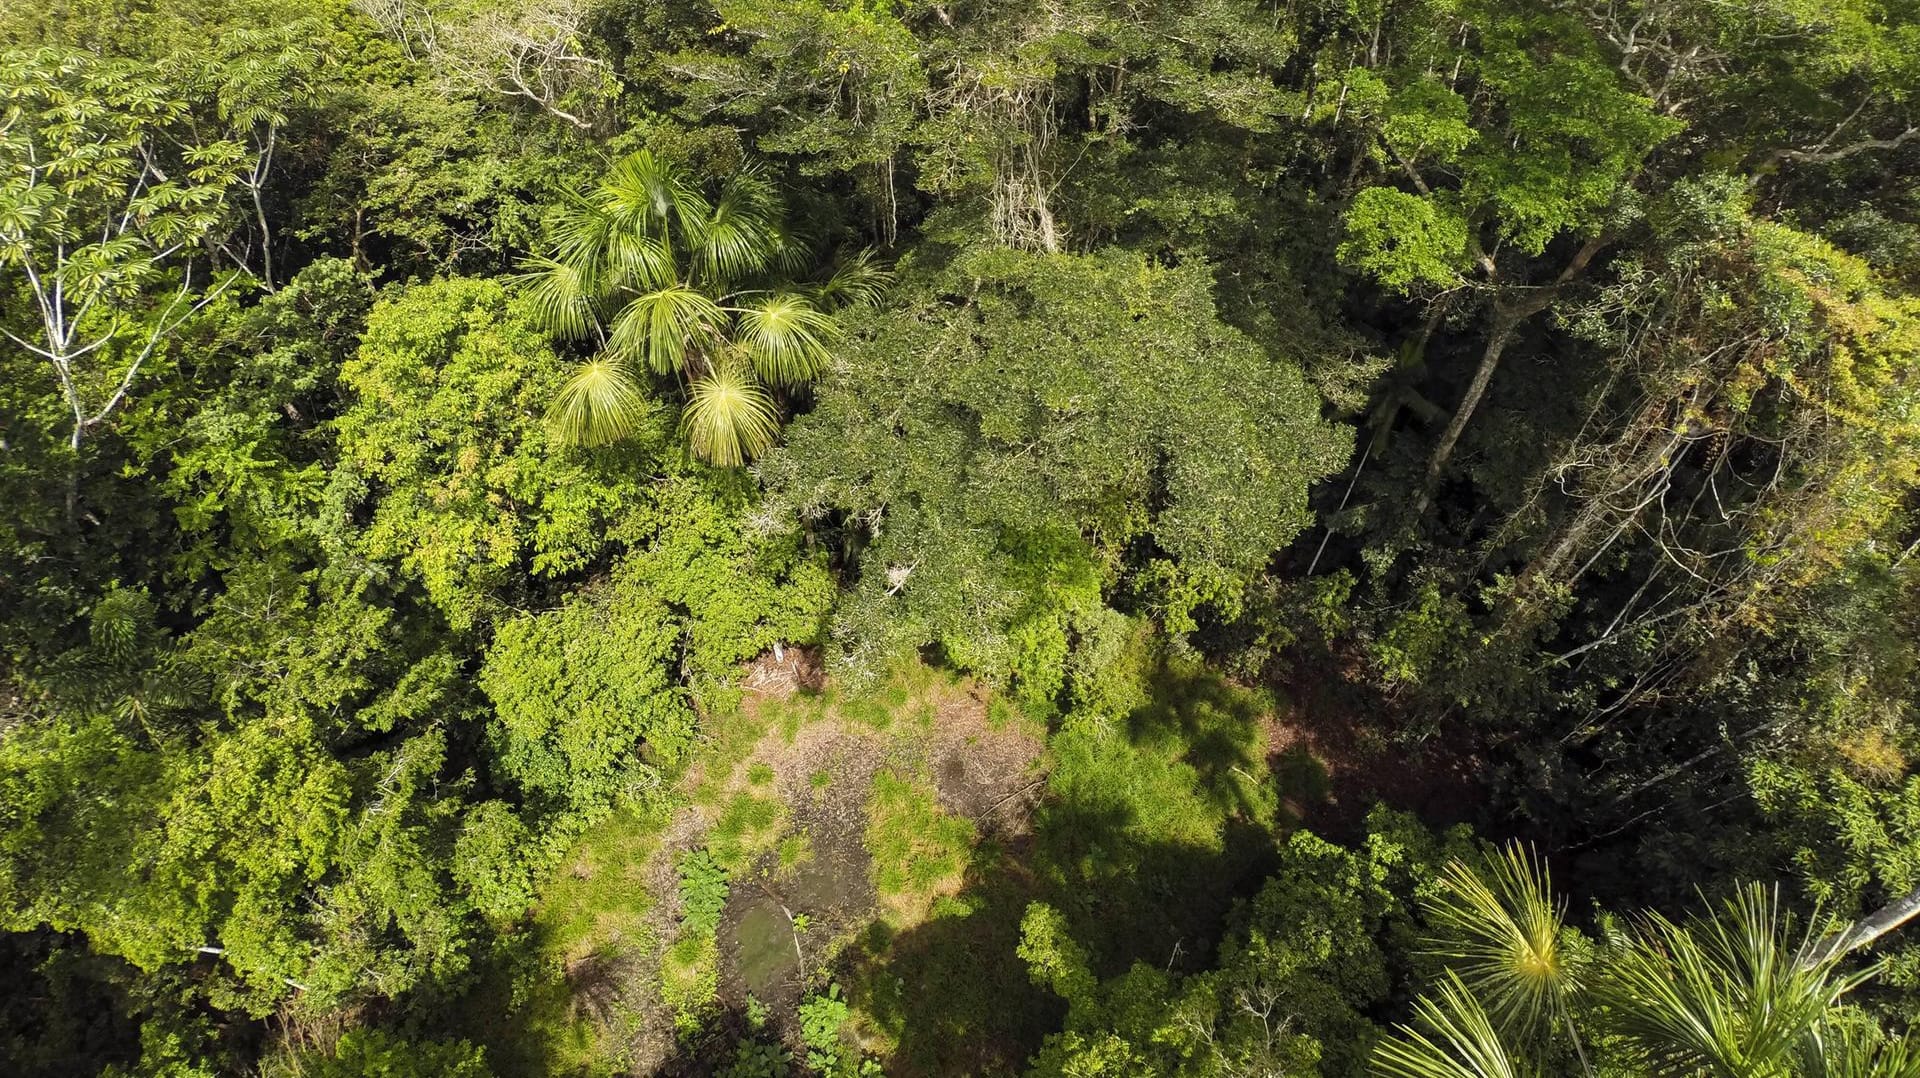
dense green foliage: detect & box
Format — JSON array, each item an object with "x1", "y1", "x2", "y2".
[
  {"x1": 5, "y1": 0, "x2": 1920, "y2": 1074},
  {"x1": 764, "y1": 246, "x2": 1348, "y2": 680}
]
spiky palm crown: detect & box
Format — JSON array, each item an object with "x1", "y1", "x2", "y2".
[
  {"x1": 1375, "y1": 857, "x2": 1891, "y2": 1078},
  {"x1": 1597, "y1": 884, "x2": 1876, "y2": 1078},
  {"x1": 520, "y1": 150, "x2": 887, "y2": 465},
  {"x1": 1425, "y1": 843, "x2": 1576, "y2": 1039}
]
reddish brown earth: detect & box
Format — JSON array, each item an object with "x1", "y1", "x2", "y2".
[{"x1": 1265, "y1": 662, "x2": 1488, "y2": 838}]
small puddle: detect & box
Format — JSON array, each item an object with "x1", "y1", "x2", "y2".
[
  {"x1": 717, "y1": 800, "x2": 879, "y2": 1012},
  {"x1": 729, "y1": 896, "x2": 799, "y2": 998}
]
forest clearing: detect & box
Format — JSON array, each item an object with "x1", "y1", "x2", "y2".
[{"x1": 6, "y1": 0, "x2": 1920, "y2": 1075}]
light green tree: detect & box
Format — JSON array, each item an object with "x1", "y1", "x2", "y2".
[
  {"x1": 335, "y1": 276, "x2": 662, "y2": 629},
  {"x1": 190, "y1": 21, "x2": 328, "y2": 290},
  {"x1": 478, "y1": 480, "x2": 831, "y2": 810},
  {"x1": 0, "y1": 48, "x2": 251, "y2": 457}
]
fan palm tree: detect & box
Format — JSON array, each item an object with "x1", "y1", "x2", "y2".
[
  {"x1": 1375, "y1": 849, "x2": 1905, "y2": 1078},
  {"x1": 1599, "y1": 885, "x2": 1877, "y2": 1078},
  {"x1": 519, "y1": 151, "x2": 886, "y2": 465},
  {"x1": 1375, "y1": 971, "x2": 1541, "y2": 1078}
]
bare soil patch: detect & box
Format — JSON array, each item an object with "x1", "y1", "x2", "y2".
[
  {"x1": 710, "y1": 680, "x2": 1045, "y2": 1015},
  {"x1": 603, "y1": 663, "x2": 1046, "y2": 1073},
  {"x1": 925, "y1": 685, "x2": 1048, "y2": 832}
]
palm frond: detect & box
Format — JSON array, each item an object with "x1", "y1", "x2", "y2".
[
  {"x1": 719, "y1": 164, "x2": 782, "y2": 221},
  {"x1": 811, "y1": 249, "x2": 892, "y2": 310},
  {"x1": 669, "y1": 175, "x2": 719, "y2": 245},
  {"x1": 545, "y1": 200, "x2": 615, "y2": 271},
  {"x1": 90, "y1": 587, "x2": 153, "y2": 663},
  {"x1": 682, "y1": 362, "x2": 780, "y2": 467},
  {"x1": 598, "y1": 229, "x2": 676, "y2": 293},
  {"x1": 694, "y1": 201, "x2": 776, "y2": 285},
  {"x1": 1598, "y1": 884, "x2": 1875, "y2": 1078},
  {"x1": 689, "y1": 168, "x2": 783, "y2": 284},
  {"x1": 1427, "y1": 844, "x2": 1574, "y2": 1037},
  {"x1": 608, "y1": 286, "x2": 725, "y2": 375},
  {"x1": 1802, "y1": 1023, "x2": 1920, "y2": 1078},
  {"x1": 598, "y1": 150, "x2": 687, "y2": 236},
  {"x1": 764, "y1": 218, "x2": 814, "y2": 280},
  {"x1": 733, "y1": 292, "x2": 836, "y2": 387},
  {"x1": 1374, "y1": 971, "x2": 1540, "y2": 1078},
  {"x1": 513, "y1": 255, "x2": 600, "y2": 340},
  {"x1": 547, "y1": 359, "x2": 649, "y2": 447}
]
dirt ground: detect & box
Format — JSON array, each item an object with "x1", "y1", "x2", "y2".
[
  {"x1": 1266, "y1": 659, "x2": 1487, "y2": 838},
  {"x1": 712, "y1": 661, "x2": 1046, "y2": 1012},
  {"x1": 612, "y1": 651, "x2": 1048, "y2": 1073}
]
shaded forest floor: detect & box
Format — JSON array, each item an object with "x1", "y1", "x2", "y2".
[{"x1": 1268, "y1": 665, "x2": 1486, "y2": 840}]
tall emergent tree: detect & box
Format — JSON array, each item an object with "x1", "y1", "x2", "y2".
[
  {"x1": 520, "y1": 150, "x2": 884, "y2": 465},
  {"x1": 1335, "y1": 2, "x2": 1682, "y2": 517},
  {"x1": 762, "y1": 247, "x2": 1350, "y2": 682}
]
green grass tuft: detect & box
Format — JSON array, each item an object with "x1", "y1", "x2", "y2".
[
  {"x1": 866, "y1": 771, "x2": 978, "y2": 925},
  {"x1": 708, "y1": 791, "x2": 787, "y2": 874}
]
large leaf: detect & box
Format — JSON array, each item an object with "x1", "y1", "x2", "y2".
[
  {"x1": 597, "y1": 150, "x2": 698, "y2": 238},
  {"x1": 688, "y1": 169, "x2": 781, "y2": 284},
  {"x1": 514, "y1": 255, "x2": 598, "y2": 340},
  {"x1": 599, "y1": 229, "x2": 676, "y2": 294},
  {"x1": 545, "y1": 200, "x2": 616, "y2": 276},
  {"x1": 734, "y1": 292, "x2": 836, "y2": 387},
  {"x1": 682, "y1": 363, "x2": 779, "y2": 467},
  {"x1": 1802, "y1": 1026, "x2": 1920, "y2": 1078},
  {"x1": 608, "y1": 286, "x2": 725, "y2": 375},
  {"x1": 547, "y1": 359, "x2": 649, "y2": 447},
  {"x1": 811, "y1": 249, "x2": 892, "y2": 310},
  {"x1": 543, "y1": 199, "x2": 675, "y2": 296}
]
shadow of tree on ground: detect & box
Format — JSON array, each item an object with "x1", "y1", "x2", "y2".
[{"x1": 846, "y1": 663, "x2": 1289, "y2": 1076}]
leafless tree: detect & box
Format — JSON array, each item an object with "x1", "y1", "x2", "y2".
[{"x1": 351, "y1": 0, "x2": 610, "y2": 129}]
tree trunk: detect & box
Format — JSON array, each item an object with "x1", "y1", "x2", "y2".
[
  {"x1": 1845, "y1": 886, "x2": 1920, "y2": 953},
  {"x1": 253, "y1": 126, "x2": 277, "y2": 290},
  {"x1": 66, "y1": 418, "x2": 85, "y2": 523},
  {"x1": 1411, "y1": 305, "x2": 1521, "y2": 517},
  {"x1": 253, "y1": 183, "x2": 274, "y2": 290},
  {"x1": 1807, "y1": 885, "x2": 1920, "y2": 968},
  {"x1": 1410, "y1": 233, "x2": 1613, "y2": 519}
]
